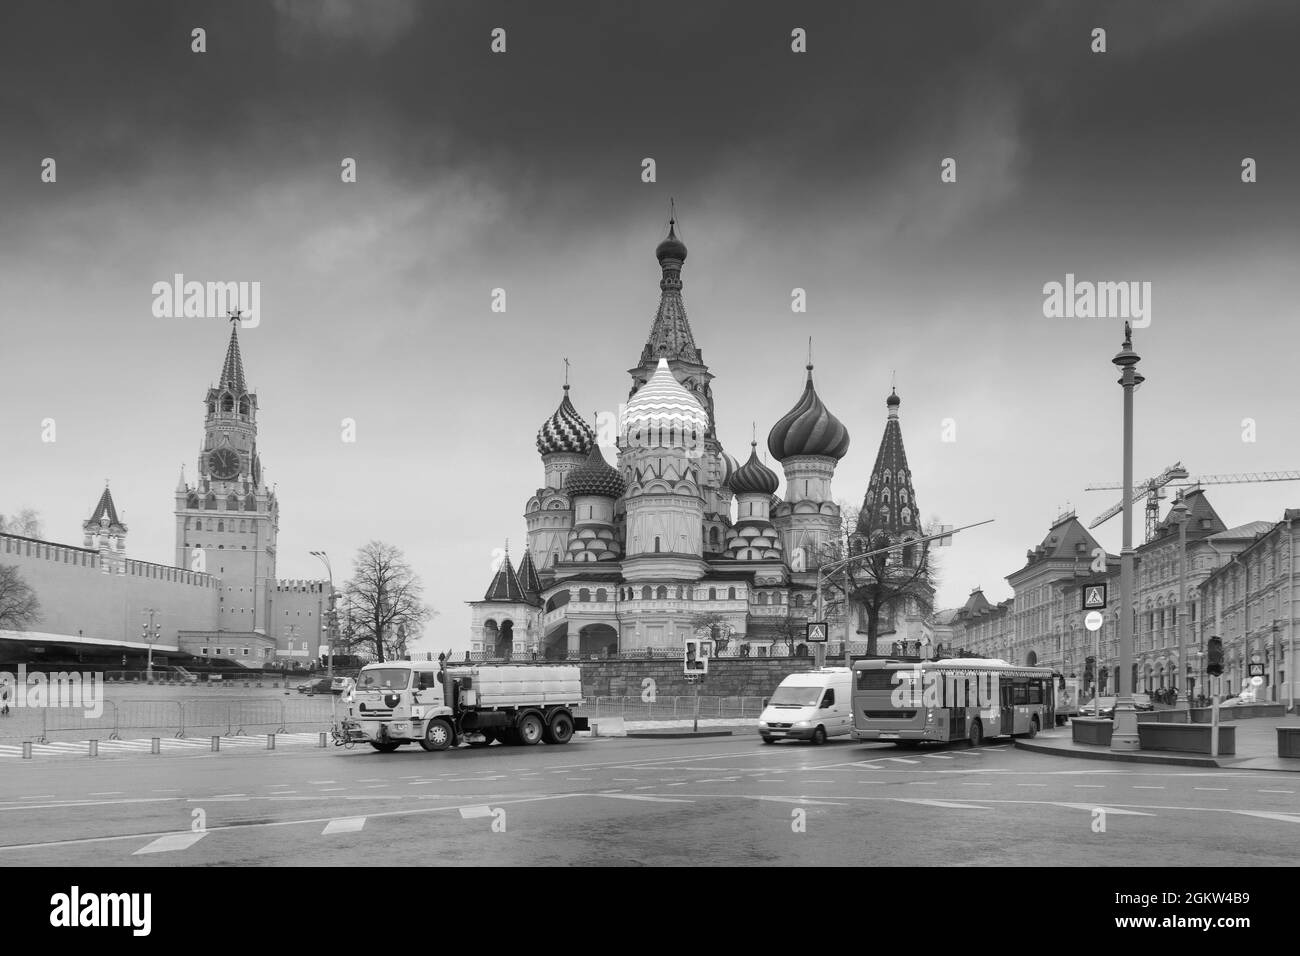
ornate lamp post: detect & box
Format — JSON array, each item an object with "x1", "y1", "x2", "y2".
[
  {"x1": 310, "y1": 551, "x2": 337, "y2": 681},
  {"x1": 1169, "y1": 494, "x2": 1190, "y2": 712},
  {"x1": 1111, "y1": 323, "x2": 1143, "y2": 751}
]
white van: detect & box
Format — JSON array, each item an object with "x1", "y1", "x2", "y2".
[{"x1": 757, "y1": 668, "x2": 853, "y2": 745}]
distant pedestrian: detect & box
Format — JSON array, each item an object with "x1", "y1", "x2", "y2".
[{"x1": 1, "y1": 680, "x2": 10, "y2": 716}]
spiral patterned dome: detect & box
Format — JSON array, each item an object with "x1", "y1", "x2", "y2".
[
  {"x1": 622, "y1": 358, "x2": 708, "y2": 444},
  {"x1": 720, "y1": 450, "x2": 740, "y2": 486},
  {"x1": 536, "y1": 387, "x2": 595, "y2": 456},
  {"x1": 565, "y1": 443, "x2": 626, "y2": 499},
  {"x1": 767, "y1": 365, "x2": 850, "y2": 462},
  {"x1": 729, "y1": 442, "x2": 780, "y2": 496}
]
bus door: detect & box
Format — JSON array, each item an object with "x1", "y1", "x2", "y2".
[
  {"x1": 1000, "y1": 681, "x2": 1016, "y2": 736},
  {"x1": 949, "y1": 676, "x2": 967, "y2": 741}
]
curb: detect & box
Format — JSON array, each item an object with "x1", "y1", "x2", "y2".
[
  {"x1": 1014, "y1": 738, "x2": 1222, "y2": 768},
  {"x1": 625, "y1": 731, "x2": 735, "y2": 739}
]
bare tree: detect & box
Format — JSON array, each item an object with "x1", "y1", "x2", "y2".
[
  {"x1": 341, "y1": 541, "x2": 434, "y2": 663},
  {"x1": 0, "y1": 509, "x2": 43, "y2": 539},
  {"x1": 690, "y1": 611, "x2": 733, "y2": 652},
  {"x1": 0, "y1": 565, "x2": 41, "y2": 632}
]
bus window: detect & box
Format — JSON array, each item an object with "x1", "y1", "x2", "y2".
[{"x1": 1028, "y1": 680, "x2": 1043, "y2": 705}]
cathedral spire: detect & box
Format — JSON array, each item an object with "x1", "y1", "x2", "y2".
[
  {"x1": 218, "y1": 316, "x2": 247, "y2": 395},
  {"x1": 641, "y1": 216, "x2": 700, "y2": 366},
  {"x1": 858, "y1": 387, "x2": 918, "y2": 538}
]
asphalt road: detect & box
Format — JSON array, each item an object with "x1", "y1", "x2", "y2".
[{"x1": 1, "y1": 734, "x2": 1297, "y2": 866}]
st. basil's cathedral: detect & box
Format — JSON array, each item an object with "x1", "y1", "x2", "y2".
[{"x1": 468, "y1": 220, "x2": 933, "y2": 658}]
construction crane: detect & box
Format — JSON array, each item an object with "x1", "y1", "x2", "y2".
[{"x1": 1086, "y1": 466, "x2": 1300, "y2": 541}]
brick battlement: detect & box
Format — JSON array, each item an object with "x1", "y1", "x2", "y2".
[
  {"x1": 1, "y1": 532, "x2": 216, "y2": 588},
  {"x1": 275, "y1": 579, "x2": 330, "y2": 592}
]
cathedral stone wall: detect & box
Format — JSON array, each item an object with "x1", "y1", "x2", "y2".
[{"x1": 1, "y1": 533, "x2": 219, "y2": 647}]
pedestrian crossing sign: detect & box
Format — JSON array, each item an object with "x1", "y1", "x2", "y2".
[
  {"x1": 806, "y1": 622, "x2": 828, "y2": 643},
  {"x1": 1082, "y1": 583, "x2": 1107, "y2": 610}
]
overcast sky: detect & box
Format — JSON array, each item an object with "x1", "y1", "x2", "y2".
[{"x1": 2, "y1": 1, "x2": 1298, "y2": 654}]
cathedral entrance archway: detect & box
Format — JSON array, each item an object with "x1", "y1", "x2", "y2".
[
  {"x1": 578, "y1": 623, "x2": 617, "y2": 658},
  {"x1": 496, "y1": 620, "x2": 514, "y2": 658}
]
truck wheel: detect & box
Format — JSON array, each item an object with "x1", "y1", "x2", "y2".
[
  {"x1": 370, "y1": 741, "x2": 400, "y2": 753},
  {"x1": 419, "y1": 719, "x2": 453, "y2": 752},
  {"x1": 544, "y1": 712, "x2": 574, "y2": 744},
  {"x1": 517, "y1": 713, "x2": 544, "y2": 746}
]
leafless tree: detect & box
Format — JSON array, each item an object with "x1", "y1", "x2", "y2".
[
  {"x1": 842, "y1": 504, "x2": 943, "y2": 656},
  {"x1": 0, "y1": 565, "x2": 41, "y2": 632},
  {"x1": 690, "y1": 611, "x2": 733, "y2": 652},
  {"x1": 341, "y1": 541, "x2": 434, "y2": 663},
  {"x1": 0, "y1": 508, "x2": 43, "y2": 539}
]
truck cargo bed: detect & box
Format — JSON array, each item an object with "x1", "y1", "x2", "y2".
[{"x1": 446, "y1": 665, "x2": 583, "y2": 707}]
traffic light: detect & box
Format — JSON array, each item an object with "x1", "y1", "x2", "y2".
[
  {"x1": 1206, "y1": 636, "x2": 1224, "y2": 676},
  {"x1": 1084, "y1": 656, "x2": 1095, "y2": 685}
]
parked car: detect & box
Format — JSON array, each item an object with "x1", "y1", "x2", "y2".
[
  {"x1": 297, "y1": 678, "x2": 332, "y2": 695},
  {"x1": 1080, "y1": 695, "x2": 1155, "y2": 718},
  {"x1": 330, "y1": 676, "x2": 356, "y2": 695},
  {"x1": 1222, "y1": 692, "x2": 1257, "y2": 706}
]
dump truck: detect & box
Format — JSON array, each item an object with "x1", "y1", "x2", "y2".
[{"x1": 342, "y1": 659, "x2": 587, "y2": 753}]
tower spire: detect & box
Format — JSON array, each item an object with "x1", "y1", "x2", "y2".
[{"x1": 218, "y1": 320, "x2": 247, "y2": 394}]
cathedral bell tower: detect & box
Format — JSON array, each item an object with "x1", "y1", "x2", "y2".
[{"x1": 174, "y1": 315, "x2": 279, "y2": 634}]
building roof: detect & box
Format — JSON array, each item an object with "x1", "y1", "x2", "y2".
[
  {"x1": 1008, "y1": 514, "x2": 1112, "y2": 580},
  {"x1": 516, "y1": 550, "x2": 543, "y2": 598},
  {"x1": 536, "y1": 386, "x2": 594, "y2": 457},
  {"x1": 1209, "y1": 520, "x2": 1275, "y2": 541},
  {"x1": 87, "y1": 485, "x2": 122, "y2": 527},
  {"x1": 482, "y1": 552, "x2": 529, "y2": 604},
  {"x1": 622, "y1": 357, "x2": 708, "y2": 440},
  {"x1": 639, "y1": 219, "x2": 701, "y2": 367},
  {"x1": 767, "y1": 364, "x2": 850, "y2": 463},
  {"x1": 729, "y1": 441, "x2": 780, "y2": 496},
  {"x1": 856, "y1": 389, "x2": 917, "y2": 538},
  {"x1": 565, "y1": 443, "x2": 625, "y2": 499},
  {"x1": 1145, "y1": 488, "x2": 1227, "y2": 544},
  {"x1": 218, "y1": 324, "x2": 247, "y2": 395}
]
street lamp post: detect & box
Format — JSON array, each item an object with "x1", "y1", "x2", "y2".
[
  {"x1": 1170, "y1": 495, "x2": 1190, "y2": 713},
  {"x1": 141, "y1": 608, "x2": 161, "y2": 678},
  {"x1": 1111, "y1": 323, "x2": 1143, "y2": 752},
  {"x1": 310, "y1": 551, "x2": 337, "y2": 681}
]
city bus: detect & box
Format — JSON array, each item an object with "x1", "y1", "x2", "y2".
[{"x1": 851, "y1": 658, "x2": 1057, "y2": 748}]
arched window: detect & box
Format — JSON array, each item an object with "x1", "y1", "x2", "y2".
[
  {"x1": 775, "y1": 593, "x2": 784, "y2": 605},
  {"x1": 709, "y1": 587, "x2": 717, "y2": 600},
  {"x1": 709, "y1": 527, "x2": 719, "y2": 547},
  {"x1": 758, "y1": 593, "x2": 769, "y2": 605},
  {"x1": 676, "y1": 587, "x2": 684, "y2": 600},
  {"x1": 205, "y1": 494, "x2": 217, "y2": 510},
  {"x1": 642, "y1": 586, "x2": 652, "y2": 600},
  {"x1": 656, "y1": 586, "x2": 668, "y2": 600},
  {"x1": 596, "y1": 588, "x2": 607, "y2": 602},
  {"x1": 221, "y1": 393, "x2": 234, "y2": 412},
  {"x1": 578, "y1": 589, "x2": 590, "y2": 602},
  {"x1": 207, "y1": 402, "x2": 215, "y2": 415},
  {"x1": 187, "y1": 494, "x2": 199, "y2": 509},
  {"x1": 728, "y1": 587, "x2": 736, "y2": 600},
  {"x1": 654, "y1": 536, "x2": 662, "y2": 553},
  {"x1": 239, "y1": 520, "x2": 246, "y2": 532},
  {"x1": 245, "y1": 496, "x2": 256, "y2": 512},
  {"x1": 227, "y1": 494, "x2": 239, "y2": 509},
  {"x1": 239, "y1": 397, "x2": 250, "y2": 416},
  {"x1": 217, "y1": 521, "x2": 224, "y2": 532}
]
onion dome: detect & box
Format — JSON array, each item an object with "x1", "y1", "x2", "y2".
[
  {"x1": 720, "y1": 450, "x2": 740, "y2": 486},
  {"x1": 565, "y1": 444, "x2": 626, "y2": 499},
  {"x1": 536, "y1": 385, "x2": 595, "y2": 456},
  {"x1": 887, "y1": 388, "x2": 901, "y2": 410},
  {"x1": 729, "y1": 442, "x2": 780, "y2": 496},
  {"x1": 622, "y1": 357, "x2": 708, "y2": 444},
  {"x1": 655, "y1": 218, "x2": 687, "y2": 264},
  {"x1": 767, "y1": 364, "x2": 850, "y2": 462}
]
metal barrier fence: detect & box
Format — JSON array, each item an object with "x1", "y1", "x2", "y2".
[
  {"x1": 0, "y1": 697, "x2": 338, "y2": 743},
  {"x1": 573, "y1": 696, "x2": 766, "y2": 720}
]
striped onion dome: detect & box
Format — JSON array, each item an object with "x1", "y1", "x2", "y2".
[
  {"x1": 565, "y1": 443, "x2": 626, "y2": 499},
  {"x1": 720, "y1": 450, "x2": 740, "y2": 486},
  {"x1": 729, "y1": 442, "x2": 779, "y2": 496},
  {"x1": 621, "y1": 357, "x2": 708, "y2": 445},
  {"x1": 767, "y1": 364, "x2": 850, "y2": 462},
  {"x1": 536, "y1": 386, "x2": 595, "y2": 456}
]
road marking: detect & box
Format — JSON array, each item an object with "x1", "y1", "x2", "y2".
[
  {"x1": 357, "y1": 778, "x2": 383, "y2": 783},
  {"x1": 923, "y1": 754, "x2": 954, "y2": 760},
  {"x1": 307, "y1": 781, "x2": 336, "y2": 785},
  {"x1": 20, "y1": 795, "x2": 55, "y2": 800},
  {"x1": 89, "y1": 791, "x2": 124, "y2": 796},
  {"x1": 322, "y1": 816, "x2": 367, "y2": 834},
  {"x1": 133, "y1": 832, "x2": 208, "y2": 855},
  {"x1": 1017, "y1": 784, "x2": 1046, "y2": 788},
  {"x1": 1259, "y1": 790, "x2": 1295, "y2": 794},
  {"x1": 961, "y1": 783, "x2": 992, "y2": 787},
  {"x1": 666, "y1": 782, "x2": 688, "y2": 787},
  {"x1": 1053, "y1": 803, "x2": 1156, "y2": 816},
  {"x1": 565, "y1": 777, "x2": 593, "y2": 781},
  {"x1": 611, "y1": 778, "x2": 639, "y2": 782},
  {"x1": 634, "y1": 785, "x2": 657, "y2": 790},
  {"x1": 320, "y1": 787, "x2": 345, "y2": 792},
  {"x1": 209, "y1": 794, "x2": 247, "y2": 798},
  {"x1": 1194, "y1": 788, "x2": 1229, "y2": 792},
  {"x1": 883, "y1": 757, "x2": 920, "y2": 764},
  {"x1": 907, "y1": 781, "x2": 939, "y2": 786},
  {"x1": 746, "y1": 796, "x2": 847, "y2": 806},
  {"x1": 896, "y1": 799, "x2": 990, "y2": 810},
  {"x1": 365, "y1": 784, "x2": 387, "y2": 789},
  {"x1": 458, "y1": 806, "x2": 495, "y2": 819},
  {"x1": 1074, "y1": 785, "x2": 1105, "y2": 789},
  {"x1": 1133, "y1": 786, "x2": 1164, "y2": 790},
  {"x1": 270, "y1": 790, "x2": 298, "y2": 795},
  {"x1": 593, "y1": 793, "x2": 695, "y2": 804},
  {"x1": 803, "y1": 779, "x2": 835, "y2": 783},
  {"x1": 1234, "y1": 810, "x2": 1300, "y2": 824}
]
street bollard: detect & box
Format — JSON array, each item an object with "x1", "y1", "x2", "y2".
[
  {"x1": 267, "y1": 733, "x2": 276, "y2": 750},
  {"x1": 151, "y1": 737, "x2": 160, "y2": 754},
  {"x1": 22, "y1": 741, "x2": 32, "y2": 759},
  {"x1": 211, "y1": 736, "x2": 220, "y2": 752},
  {"x1": 318, "y1": 732, "x2": 327, "y2": 748},
  {"x1": 88, "y1": 740, "x2": 98, "y2": 757}
]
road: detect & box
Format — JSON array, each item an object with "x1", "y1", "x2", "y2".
[{"x1": 1, "y1": 734, "x2": 1296, "y2": 866}]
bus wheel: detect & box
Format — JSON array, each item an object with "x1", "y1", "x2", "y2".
[
  {"x1": 810, "y1": 726, "x2": 827, "y2": 746},
  {"x1": 1026, "y1": 716, "x2": 1040, "y2": 739},
  {"x1": 370, "y1": 741, "x2": 400, "y2": 753},
  {"x1": 419, "y1": 718, "x2": 453, "y2": 752},
  {"x1": 968, "y1": 720, "x2": 983, "y2": 748}
]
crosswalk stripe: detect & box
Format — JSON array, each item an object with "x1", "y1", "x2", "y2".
[
  {"x1": 883, "y1": 757, "x2": 920, "y2": 764},
  {"x1": 133, "y1": 832, "x2": 208, "y2": 855},
  {"x1": 896, "y1": 799, "x2": 990, "y2": 810}
]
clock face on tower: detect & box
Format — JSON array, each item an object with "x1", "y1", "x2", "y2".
[{"x1": 208, "y1": 447, "x2": 240, "y2": 479}]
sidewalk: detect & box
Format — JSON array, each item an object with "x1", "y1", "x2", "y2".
[{"x1": 1015, "y1": 714, "x2": 1300, "y2": 771}]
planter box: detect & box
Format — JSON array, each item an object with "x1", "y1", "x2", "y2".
[
  {"x1": 1189, "y1": 703, "x2": 1286, "y2": 722},
  {"x1": 1072, "y1": 717, "x2": 1113, "y2": 746},
  {"x1": 1278, "y1": 727, "x2": 1300, "y2": 759},
  {"x1": 1137, "y1": 723, "x2": 1235, "y2": 755}
]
